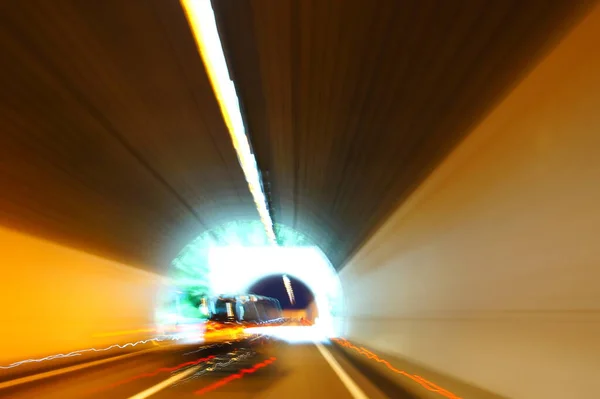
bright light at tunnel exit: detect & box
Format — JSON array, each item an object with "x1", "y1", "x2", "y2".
[
  {"x1": 208, "y1": 246, "x2": 344, "y2": 337},
  {"x1": 180, "y1": 0, "x2": 276, "y2": 244}
]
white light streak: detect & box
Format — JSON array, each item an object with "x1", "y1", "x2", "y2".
[
  {"x1": 0, "y1": 336, "x2": 179, "y2": 370},
  {"x1": 282, "y1": 274, "x2": 296, "y2": 305},
  {"x1": 244, "y1": 326, "x2": 328, "y2": 344}
]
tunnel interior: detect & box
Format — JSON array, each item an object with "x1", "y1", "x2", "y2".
[{"x1": 1, "y1": 0, "x2": 598, "y2": 398}]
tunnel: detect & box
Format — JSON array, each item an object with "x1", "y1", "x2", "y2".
[
  {"x1": 249, "y1": 275, "x2": 318, "y2": 320},
  {"x1": 248, "y1": 274, "x2": 316, "y2": 312},
  {"x1": 0, "y1": 0, "x2": 599, "y2": 398}
]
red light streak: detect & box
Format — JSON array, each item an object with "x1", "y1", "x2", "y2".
[
  {"x1": 194, "y1": 357, "x2": 277, "y2": 395},
  {"x1": 103, "y1": 355, "x2": 215, "y2": 390},
  {"x1": 333, "y1": 338, "x2": 461, "y2": 399}
]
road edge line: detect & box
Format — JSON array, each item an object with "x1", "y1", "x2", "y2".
[
  {"x1": 127, "y1": 363, "x2": 201, "y2": 399},
  {"x1": 316, "y1": 342, "x2": 370, "y2": 399}
]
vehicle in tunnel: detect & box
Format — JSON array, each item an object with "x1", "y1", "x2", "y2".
[
  {"x1": 203, "y1": 295, "x2": 284, "y2": 348},
  {"x1": 207, "y1": 295, "x2": 283, "y2": 327}
]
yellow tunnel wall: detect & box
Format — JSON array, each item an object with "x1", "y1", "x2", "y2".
[
  {"x1": 340, "y1": 4, "x2": 600, "y2": 399},
  {"x1": 0, "y1": 226, "x2": 166, "y2": 366}
]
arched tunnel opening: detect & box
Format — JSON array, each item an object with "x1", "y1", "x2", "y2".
[
  {"x1": 248, "y1": 274, "x2": 319, "y2": 321},
  {"x1": 155, "y1": 220, "x2": 344, "y2": 340}
]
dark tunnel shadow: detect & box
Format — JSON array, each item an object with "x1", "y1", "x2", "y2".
[{"x1": 248, "y1": 274, "x2": 315, "y2": 312}]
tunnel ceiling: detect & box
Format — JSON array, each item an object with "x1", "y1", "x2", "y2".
[
  {"x1": 212, "y1": 0, "x2": 592, "y2": 268},
  {"x1": 0, "y1": 0, "x2": 592, "y2": 273},
  {"x1": 0, "y1": 0, "x2": 259, "y2": 270}
]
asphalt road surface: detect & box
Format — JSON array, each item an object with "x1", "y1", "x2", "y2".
[{"x1": 0, "y1": 338, "x2": 390, "y2": 399}]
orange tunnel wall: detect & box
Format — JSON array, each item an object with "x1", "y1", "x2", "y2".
[
  {"x1": 0, "y1": 226, "x2": 167, "y2": 366},
  {"x1": 339, "y1": 4, "x2": 600, "y2": 399}
]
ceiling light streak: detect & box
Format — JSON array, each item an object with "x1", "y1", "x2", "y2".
[
  {"x1": 180, "y1": 0, "x2": 276, "y2": 244},
  {"x1": 282, "y1": 274, "x2": 295, "y2": 305}
]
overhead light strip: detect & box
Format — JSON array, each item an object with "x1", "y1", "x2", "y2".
[
  {"x1": 180, "y1": 0, "x2": 276, "y2": 244},
  {"x1": 282, "y1": 274, "x2": 296, "y2": 305}
]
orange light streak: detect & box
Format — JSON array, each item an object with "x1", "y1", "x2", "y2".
[
  {"x1": 92, "y1": 326, "x2": 177, "y2": 338},
  {"x1": 203, "y1": 325, "x2": 244, "y2": 341},
  {"x1": 194, "y1": 357, "x2": 277, "y2": 395},
  {"x1": 94, "y1": 323, "x2": 205, "y2": 338},
  {"x1": 332, "y1": 338, "x2": 461, "y2": 399}
]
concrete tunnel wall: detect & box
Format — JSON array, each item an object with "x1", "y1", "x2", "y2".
[
  {"x1": 0, "y1": 226, "x2": 166, "y2": 366},
  {"x1": 339, "y1": 5, "x2": 600, "y2": 399}
]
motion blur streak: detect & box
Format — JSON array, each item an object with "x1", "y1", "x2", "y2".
[
  {"x1": 244, "y1": 326, "x2": 327, "y2": 344},
  {"x1": 102, "y1": 355, "x2": 215, "y2": 391},
  {"x1": 93, "y1": 327, "x2": 177, "y2": 338},
  {"x1": 0, "y1": 227, "x2": 164, "y2": 365},
  {"x1": 194, "y1": 357, "x2": 277, "y2": 395},
  {"x1": 333, "y1": 339, "x2": 461, "y2": 399},
  {"x1": 283, "y1": 275, "x2": 296, "y2": 305},
  {"x1": 184, "y1": 343, "x2": 231, "y2": 356},
  {"x1": 203, "y1": 325, "x2": 245, "y2": 341},
  {"x1": 180, "y1": 0, "x2": 276, "y2": 243},
  {"x1": 0, "y1": 337, "x2": 176, "y2": 370},
  {"x1": 176, "y1": 351, "x2": 254, "y2": 386}
]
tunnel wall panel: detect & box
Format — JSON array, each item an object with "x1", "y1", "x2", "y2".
[
  {"x1": 0, "y1": 226, "x2": 166, "y2": 366},
  {"x1": 339, "y1": 5, "x2": 600, "y2": 399}
]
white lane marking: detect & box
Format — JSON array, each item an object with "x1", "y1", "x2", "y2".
[
  {"x1": 316, "y1": 343, "x2": 370, "y2": 399},
  {"x1": 127, "y1": 364, "x2": 201, "y2": 399},
  {"x1": 0, "y1": 348, "x2": 157, "y2": 390}
]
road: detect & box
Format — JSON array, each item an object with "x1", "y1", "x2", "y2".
[{"x1": 0, "y1": 337, "x2": 390, "y2": 399}]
